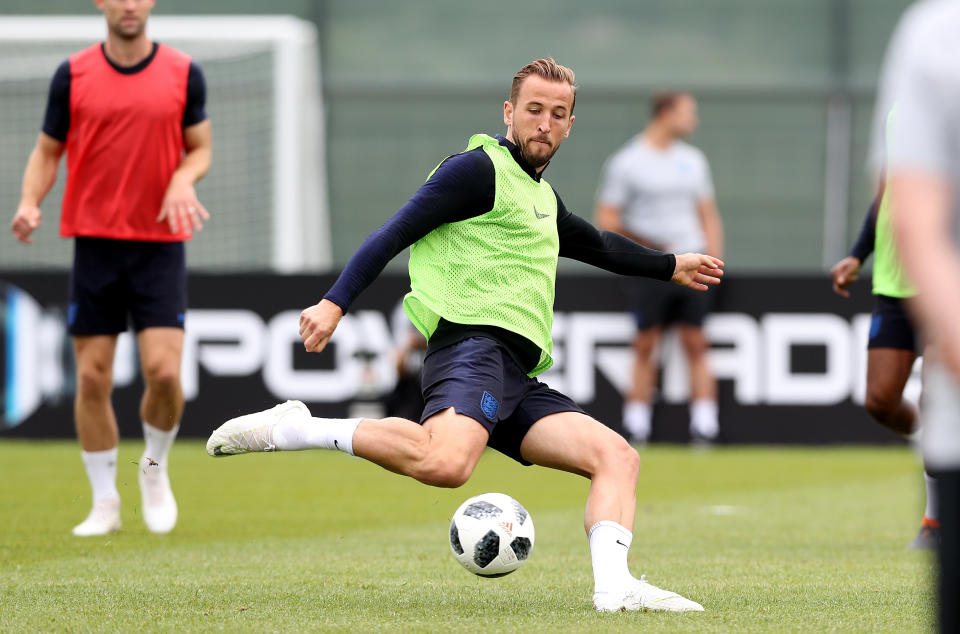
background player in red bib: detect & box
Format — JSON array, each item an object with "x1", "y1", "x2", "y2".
[{"x1": 10, "y1": 0, "x2": 211, "y2": 536}]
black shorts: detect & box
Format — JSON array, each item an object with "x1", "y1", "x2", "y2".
[
  {"x1": 631, "y1": 276, "x2": 711, "y2": 330},
  {"x1": 419, "y1": 336, "x2": 584, "y2": 466},
  {"x1": 867, "y1": 294, "x2": 918, "y2": 352},
  {"x1": 67, "y1": 237, "x2": 187, "y2": 336}
]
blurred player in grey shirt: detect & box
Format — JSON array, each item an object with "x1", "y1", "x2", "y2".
[
  {"x1": 595, "y1": 92, "x2": 724, "y2": 444},
  {"x1": 875, "y1": 0, "x2": 960, "y2": 629}
]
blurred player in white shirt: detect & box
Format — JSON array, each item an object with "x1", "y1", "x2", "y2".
[
  {"x1": 874, "y1": 1, "x2": 960, "y2": 629},
  {"x1": 595, "y1": 92, "x2": 724, "y2": 444}
]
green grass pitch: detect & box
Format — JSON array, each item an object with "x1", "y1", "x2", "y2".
[{"x1": 0, "y1": 440, "x2": 933, "y2": 632}]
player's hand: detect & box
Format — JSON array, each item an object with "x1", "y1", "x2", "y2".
[
  {"x1": 299, "y1": 299, "x2": 345, "y2": 353},
  {"x1": 158, "y1": 177, "x2": 210, "y2": 235},
  {"x1": 11, "y1": 204, "x2": 42, "y2": 244},
  {"x1": 830, "y1": 256, "x2": 861, "y2": 298},
  {"x1": 672, "y1": 253, "x2": 724, "y2": 291}
]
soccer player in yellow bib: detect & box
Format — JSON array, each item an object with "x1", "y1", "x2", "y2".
[
  {"x1": 830, "y1": 106, "x2": 938, "y2": 550},
  {"x1": 207, "y1": 59, "x2": 722, "y2": 613}
]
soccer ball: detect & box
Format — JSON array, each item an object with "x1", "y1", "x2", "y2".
[{"x1": 449, "y1": 492, "x2": 535, "y2": 577}]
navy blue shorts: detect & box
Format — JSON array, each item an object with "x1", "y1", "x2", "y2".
[
  {"x1": 631, "y1": 276, "x2": 711, "y2": 330},
  {"x1": 419, "y1": 337, "x2": 584, "y2": 465},
  {"x1": 67, "y1": 237, "x2": 187, "y2": 336},
  {"x1": 867, "y1": 294, "x2": 918, "y2": 351}
]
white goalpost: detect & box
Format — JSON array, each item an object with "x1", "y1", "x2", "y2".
[{"x1": 0, "y1": 15, "x2": 331, "y2": 272}]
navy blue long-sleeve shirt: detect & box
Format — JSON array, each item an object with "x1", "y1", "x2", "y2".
[{"x1": 324, "y1": 135, "x2": 677, "y2": 371}]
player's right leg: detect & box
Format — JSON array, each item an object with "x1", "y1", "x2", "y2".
[
  {"x1": 623, "y1": 327, "x2": 661, "y2": 443},
  {"x1": 68, "y1": 238, "x2": 134, "y2": 536},
  {"x1": 207, "y1": 403, "x2": 489, "y2": 487},
  {"x1": 623, "y1": 278, "x2": 668, "y2": 444},
  {"x1": 72, "y1": 334, "x2": 122, "y2": 536},
  {"x1": 209, "y1": 336, "x2": 503, "y2": 487}
]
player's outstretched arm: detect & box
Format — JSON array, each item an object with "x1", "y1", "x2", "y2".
[
  {"x1": 672, "y1": 253, "x2": 724, "y2": 291},
  {"x1": 299, "y1": 299, "x2": 345, "y2": 353},
  {"x1": 11, "y1": 133, "x2": 64, "y2": 244}
]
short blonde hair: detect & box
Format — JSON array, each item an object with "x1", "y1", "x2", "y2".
[{"x1": 510, "y1": 58, "x2": 577, "y2": 113}]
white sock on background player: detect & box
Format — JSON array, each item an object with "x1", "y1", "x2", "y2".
[
  {"x1": 81, "y1": 447, "x2": 119, "y2": 503},
  {"x1": 689, "y1": 399, "x2": 719, "y2": 440},
  {"x1": 588, "y1": 520, "x2": 633, "y2": 594},
  {"x1": 74, "y1": 448, "x2": 122, "y2": 536},
  {"x1": 140, "y1": 422, "x2": 180, "y2": 534},
  {"x1": 142, "y1": 421, "x2": 178, "y2": 465},
  {"x1": 622, "y1": 401, "x2": 651, "y2": 442}
]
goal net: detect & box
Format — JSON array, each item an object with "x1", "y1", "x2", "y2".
[{"x1": 0, "y1": 15, "x2": 330, "y2": 272}]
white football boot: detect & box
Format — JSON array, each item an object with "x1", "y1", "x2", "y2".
[
  {"x1": 139, "y1": 455, "x2": 178, "y2": 534},
  {"x1": 206, "y1": 400, "x2": 310, "y2": 456},
  {"x1": 72, "y1": 496, "x2": 122, "y2": 537},
  {"x1": 593, "y1": 575, "x2": 705, "y2": 613}
]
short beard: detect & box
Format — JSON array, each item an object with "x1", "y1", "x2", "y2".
[
  {"x1": 110, "y1": 21, "x2": 145, "y2": 41},
  {"x1": 516, "y1": 134, "x2": 557, "y2": 168}
]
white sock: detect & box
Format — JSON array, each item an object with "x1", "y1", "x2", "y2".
[
  {"x1": 588, "y1": 520, "x2": 634, "y2": 595},
  {"x1": 924, "y1": 471, "x2": 938, "y2": 521},
  {"x1": 142, "y1": 421, "x2": 179, "y2": 466},
  {"x1": 622, "y1": 401, "x2": 651, "y2": 440},
  {"x1": 690, "y1": 399, "x2": 719, "y2": 439},
  {"x1": 81, "y1": 447, "x2": 119, "y2": 503},
  {"x1": 273, "y1": 416, "x2": 362, "y2": 455}
]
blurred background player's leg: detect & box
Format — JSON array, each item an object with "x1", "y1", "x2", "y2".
[
  {"x1": 864, "y1": 299, "x2": 937, "y2": 549},
  {"x1": 679, "y1": 324, "x2": 718, "y2": 443},
  {"x1": 920, "y1": 363, "x2": 960, "y2": 631},
  {"x1": 677, "y1": 286, "x2": 718, "y2": 443},
  {"x1": 71, "y1": 335, "x2": 122, "y2": 537},
  {"x1": 624, "y1": 326, "x2": 661, "y2": 443},
  {"x1": 136, "y1": 327, "x2": 184, "y2": 534},
  {"x1": 864, "y1": 348, "x2": 917, "y2": 435}
]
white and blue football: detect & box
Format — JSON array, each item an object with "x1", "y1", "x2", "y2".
[{"x1": 449, "y1": 492, "x2": 535, "y2": 577}]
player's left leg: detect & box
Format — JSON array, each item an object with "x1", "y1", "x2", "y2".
[
  {"x1": 678, "y1": 324, "x2": 718, "y2": 442},
  {"x1": 519, "y1": 411, "x2": 703, "y2": 612},
  {"x1": 135, "y1": 327, "x2": 184, "y2": 534},
  {"x1": 675, "y1": 285, "x2": 717, "y2": 443}
]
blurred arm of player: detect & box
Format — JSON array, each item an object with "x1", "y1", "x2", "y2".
[
  {"x1": 830, "y1": 257, "x2": 862, "y2": 298},
  {"x1": 892, "y1": 172, "x2": 960, "y2": 375},
  {"x1": 158, "y1": 120, "x2": 212, "y2": 235},
  {"x1": 11, "y1": 132, "x2": 65, "y2": 244},
  {"x1": 696, "y1": 197, "x2": 724, "y2": 259},
  {"x1": 593, "y1": 202, "x2": 668, "y2": 251},
  {"x1": 831, "y1": 189, "x2": 883, "y2": 298}
]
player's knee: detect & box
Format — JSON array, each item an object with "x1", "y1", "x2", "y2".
[
  {"x1": 864, "y1": 390, "x2": 898, "y2": 422},
  {"x1": 416, "y1": 461, "x2": 472, "y2": 488},
  {"x1": 142, "y1": 362, "x2": 180, "y2": 394},
  {"x1": 618, "y1": 441, "x2": 642, "y2": 481},
  {"x1": 76, "y1": 364, "x2": 112, "y2": 401},
  {"x1": 633, "y1": 337, "x2": 657, "y2": 360},
  {"x1": 593, "y1": 434, "x2": 641, "y2": 480},
  {"x1": 680, "y1": 330, "x2": 708, "y2": 358}
]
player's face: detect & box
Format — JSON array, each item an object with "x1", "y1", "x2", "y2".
[
  {"x1": 668, "y1": 95, "x2": 699, "y2": 138},
  {"x1": 97, "y1": 0, "x2": 155, "y2": 40},
  {"x1": 503, "y1": 75, "x2": 575, "y2": 169}
]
